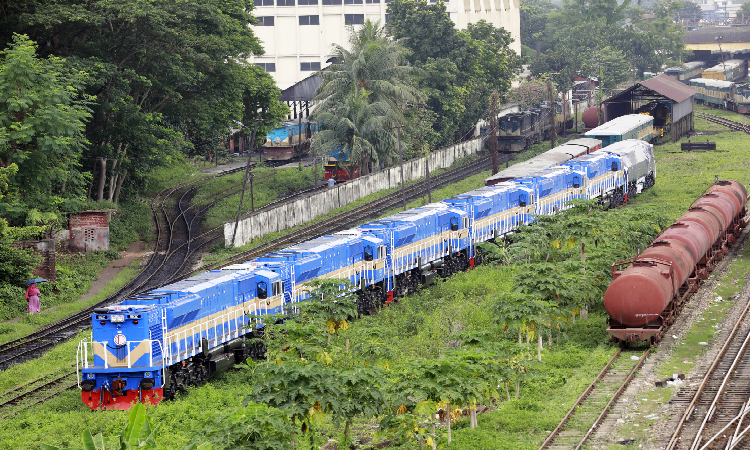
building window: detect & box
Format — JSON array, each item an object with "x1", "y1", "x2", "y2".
[
  {"x1": 299, "y1": 0, "x2": 319, "y2": 4},
  {"x1": 345, "y1": 0, "x2": 364, "y2": 3},
  {"x1": 385, "y1": 13, "x2": 389, "y2": 22},
  {"x1": 277, "y1": 0, "x2": 295, "y2": 5},
  {"x1": 365, "y1": 0, "x2": 380, "y2": 3},
  {"x1": 344, "y1": 13, "x2": 364, "y2": 24},
  {"x1": 323, "y1": 0, "x2": 342, "y2": 4},
  {"x1": 299, "y1": 15, "x2": 320, "y2": 25},
  {"x1": 301, "y1": 62, "x2": 321, "y2": 71},
  {"x1": 256, "y1": 16, "x2": 274, "y2": 26},
  {"x1": 257, "y1": 0, "x2": 274, "y2": 4},
  {"x1": 256, "y1": 63, "x2": 276, "y2": 72}
]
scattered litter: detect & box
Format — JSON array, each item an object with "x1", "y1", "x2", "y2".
[
  {"x1": 617, "y1": 418, "x2": 626, "y2": 424},
  {"x1": 715, "y1": 296, "x2": 723, "y2": 302},
  {"x1": 642, "y1": 398, "x2": 648, "y2": 401},
  {"x1": 655, "y1": 374, "x2": 686, "y2": 388},
  {"x1": 672, "y1": 335, "x2": 678, "y2": 339},
  {"x1": 617, "y1": 438, "x2": 636, "y2": 445},
  {"x1": 699, "y1": 342, "x2": 709, "y2": 345},
  {"x1": 631, "y1": 356, "x2": 641, "y2": 361},
  {"x1": 644, "y1": 414, "x2": 658, "y2": 420}
]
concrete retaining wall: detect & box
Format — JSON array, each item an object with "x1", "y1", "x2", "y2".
[{"x1": 225, "y1": 137, "x2": 486, "y2": 247}]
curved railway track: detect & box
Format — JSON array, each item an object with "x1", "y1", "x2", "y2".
[
  {"x1": 0, "y1": 368, "x2": 77, "y2": 420},
  {"x1": 0, "y1": 167, "x2": 245, "y2": 371},
  {"x1": 0, "y1": 152, "x2": 495, "y2": 372},
  {"x1": 695, "y1": 113, "x2": 750, "y2": 134}
]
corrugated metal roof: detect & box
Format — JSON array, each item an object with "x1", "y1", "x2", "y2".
[
  {"x1": 280, "y1": 73, "x2": 323, "y2": 102},
  {"x1": 639, "y1": 74, "x2": 697, "y2": 103},
  {"x1": 684, "y1": 27, "x2": 750, "y2": 44}
]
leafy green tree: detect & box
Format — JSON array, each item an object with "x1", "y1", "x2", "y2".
[
  {"x1": 197, "y1": 402, "x2": 295, "y2": 450},
  {"x1": 1, "y1": 0, "x2": 284, "y2": 203},
  {"x1": 390, "y1": 356, "x2": 496, "y2": 443},
  {"x1": 314, "y1": 90, "x2": 395, "y2": 177},
  {"x1": 386, "y1": 0, "x2": 520, "y2": 145},
  {"x1": 0, "y1": 34, "x2": 91, "y2": 222},
  {"x1": 520, "y1": 0, "x2": 557, "y2": 51},
  {"x1": 0, "y1": 217, "x2": 41, "y2": 284},
  {"x1": 313, "y1": 20, "x2": 421, "y2": 174}
]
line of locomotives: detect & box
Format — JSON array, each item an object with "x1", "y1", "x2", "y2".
[
  {"x1": 665, "y1": 59, "x2": 750, "y2": 113},
  {"x1": 604, "y1": 180, "x2": 748, "y2": 346},
  {"x1": 77, "y1": 137, "x2": 655, "y2": 410}
]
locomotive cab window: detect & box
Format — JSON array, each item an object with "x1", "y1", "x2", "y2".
[
  {"x1": 377, "y1": 245, "x2": 386, "y2": 259},
  {"x1": 364, "y1": 245, "x2": 374, "y2": 261},
  {"x1": 450, "y1": 217, "x2": 459, "y2": 231},
  {"x1": 257, "y1": 281, "x2": 268, "y2": 299},
  {"x1": 611, "y1": 161, "x2": 619, "y2": 171},
  {"x1": 462, "y1": 217, "x2": 470, "y2": 229}
]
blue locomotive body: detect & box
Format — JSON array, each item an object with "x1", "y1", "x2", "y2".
[{"x1": 79, "y1": 138, "x2": 656, "y2": 410}]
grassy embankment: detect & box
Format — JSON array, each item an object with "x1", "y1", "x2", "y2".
[{"x1": 5, "y1": 111, "x2": 750, "y2": 449}]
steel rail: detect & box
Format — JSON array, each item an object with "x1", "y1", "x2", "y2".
[
  {"x1": 538, "y1": 348, "x2": 623, "y2": 450},
  {"x1": 666, "y1": 222, "x2": 750, "y2": 450},
  {"x1": 573, "y1": 348, "x2": 651, "y2": 450}
]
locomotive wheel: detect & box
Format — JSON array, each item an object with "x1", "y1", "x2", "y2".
[
  {"x1": 627, "y1": 183, "x2": 637, "y2": 202},
  {"x1": 474, "y1": 247, "x2": 484, "y2": 266}
]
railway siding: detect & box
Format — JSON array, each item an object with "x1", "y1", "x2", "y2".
[
  {"x1": 225, "y1": 136, "x2": 487, "y2": 247},
  {"x1": 590, "y1": 221, "x2": 750, "y2": 448}
]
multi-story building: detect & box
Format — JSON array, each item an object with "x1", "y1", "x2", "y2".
[{"x1": 250, "y1": 0, "x2": 521, "y2": 90}]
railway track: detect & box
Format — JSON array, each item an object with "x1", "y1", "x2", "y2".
[
  {"x1": 695, "y1": 113, "x2": 750, "y2": 134},
  {"x1": 0, "y1": 168, "x2": 247, "y2": 371},
  {"x1": 0, "y1": 369, "x2": 77, "y2": 420},
  {"x1": 186, "y1": 153, "x2": 495, "y2": 275},
  {"x1": 0, "y1": 152, "x2": 494, "y2": 372},
  {"x1": 665, "y1": 284, "x2": 750, "y2": 449},
  {"x1": 539, "y1": 348, "x2": 651, "y2": 450}
]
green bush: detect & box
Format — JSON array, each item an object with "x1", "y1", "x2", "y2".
[{"x1": 109, "y1": 201, "x2": 152, "y2": 250}]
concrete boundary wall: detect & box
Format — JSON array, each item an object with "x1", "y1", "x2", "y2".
[{"x1": 225, "y1": 136, "x2": 487, "y2": 247}]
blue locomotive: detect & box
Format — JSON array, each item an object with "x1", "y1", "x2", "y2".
[{"x1": 77, "y1": 139, "x2": 655, "y2": 410}]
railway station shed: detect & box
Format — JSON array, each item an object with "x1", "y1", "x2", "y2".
[{"x1": 601, "y1": 74, "x2": 697, "y2": 141}]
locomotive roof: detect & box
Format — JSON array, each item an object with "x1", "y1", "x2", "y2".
[
  {"x1": 665, "y1": 61, "x2": 706, "y2": 72},
  {"x1": 585, "y1": 114, "x2": 653, "y2": 136},
  {"x1": 691, "y1": 78, "x2": 734, "y2": 88},
  {"x1": 484, "y1": 152, "x2": 571, "y2": 184},
  {"x1": 705, "y1": 59, "x2": 745, "y2": 72}
]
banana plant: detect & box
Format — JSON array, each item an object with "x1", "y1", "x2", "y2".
[{"x1": 42, "y1": 404, "x2": 211, "y2": 450}]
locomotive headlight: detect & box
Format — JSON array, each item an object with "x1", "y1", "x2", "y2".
[
  {"x1": 144, "y1": 372, "x2": 152, "y2": 378},
  {"x1": 110, "y1": 314, "x2": 125, "y2": 323},
  {"x1": 87, "y1": 373, "x2": 95, "y2": 379}
]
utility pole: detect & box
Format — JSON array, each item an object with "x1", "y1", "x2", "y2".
[
  {"x1": 547, "y1": 77, "x2": 557, "y2": 149},
  {"x1": 231, "y1": 118, "x2": 260, "y2": 247},
  {"x1": 489, "y1": 91, "x2": 499, "y2": 175},
  {"x1": 396, "y1": 124, "x2": 406, "y2": 211}
]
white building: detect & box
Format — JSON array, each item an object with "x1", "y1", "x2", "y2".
[{"x1": 250, "y1": 0, "x2": 521, "y2": 90}]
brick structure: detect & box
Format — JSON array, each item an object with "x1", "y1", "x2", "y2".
[
  {"x1": 11, "y1": 239, "x2": 56, "y2": 281},
  {"x1": 69, "y1": 210, "x2": 115, "y2": 253}
]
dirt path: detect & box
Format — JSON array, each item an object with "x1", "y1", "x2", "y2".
[{"x1": 2, "y1": 241, "x2": 149, "y2": 324}]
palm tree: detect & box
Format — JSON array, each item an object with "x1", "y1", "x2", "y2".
[
  {"x1": 314, "y1": 89, "x2": 395, "y2": 178},
  {"x1": 313, "y1": 20, "x2": 423, "y2": 174}
]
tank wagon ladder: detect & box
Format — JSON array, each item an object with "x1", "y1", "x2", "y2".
[{"x1": 538, "y1": 348, "x2": 651, "y2": 450}]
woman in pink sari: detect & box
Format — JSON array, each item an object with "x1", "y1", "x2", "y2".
[{"x1": 26, "y1": 283, "x2": 41, "y2": 314}]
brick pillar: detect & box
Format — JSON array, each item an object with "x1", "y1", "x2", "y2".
[{"x1": 10, "y1": 239, "x2": 56, "y2": 281}]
